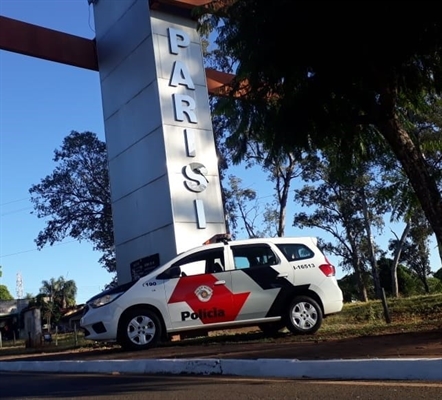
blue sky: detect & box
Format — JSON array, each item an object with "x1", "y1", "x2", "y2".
[
  {"x1": 0, "y1": 0, "x2": 440, "y2": 304},
  {"x1": 0, "y1": 0, "x2": 109, "y2": 303}
]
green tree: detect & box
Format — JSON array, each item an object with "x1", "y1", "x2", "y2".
[
  {"x1": 338, "y1": 272, "x2": 373, "y2": 303},
  {"x1": 378, "y1": 257, "x2": 421, "y2": 297},
  {"x1": 426, "y1": 277, "x2": 442, "y2": 294},
  {"x1": 224, "y1": 175, "x2": 277, "y2": 238},
  {"x1": 40, "y1": 278, "x2": 59, "y2": 303},
  {"x1": 295, "y1": 190, "x2": 371, "y2": 300},
  {"x1": 40, "y1": 276, "x2": 77, "y2": 308},
  {"x1": 56, "y1": 277, "x2": 78, "y2": 309},
  {"x1": 211, "y1": 97, "x2": 302, "y2": 238},
  {"x1": 29, "y1": 131, "x2": 115, "y2": 274},
  {"x1": 206, "y1": 0, "x2": 442, "y2": 260},
  {"x1": 39, "y1": 278, "x2": 59, "y2": 329},
  {"x1": 397, "y1": 218, "x2": 433, "y2": 293},
  {"x1": 0, "y1": 265, "x2": 14, "y2": 300},
  {"x1": 0, "y1": 285, "x2": 14, "y2": 300},
  {"x1": 38, "y1": 276, "x2": 77, "y2": 329},
  {"x1": 388, "y1": 222, "x2": 412, "y2": 298},
  {"x1": 293, "y1": 154, "x2": 387, "y2": 301},
  {"x1": 380, "y1": 98, "x2": 442, "y2": 296}
]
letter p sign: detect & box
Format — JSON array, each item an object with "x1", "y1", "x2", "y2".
[{"x1": 168, "y1": 28, "x2": 190, "y2": 54}]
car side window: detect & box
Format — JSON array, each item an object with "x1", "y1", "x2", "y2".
[
  {"x1": 163, "y1": 249, "x2": 225, "y2": 278},
  {"x1": 231, "y1": 245, "x2": 279, "y2": 270},
  {"x1": 276, "y1": 243, "x2": 315, "y2": 261}
]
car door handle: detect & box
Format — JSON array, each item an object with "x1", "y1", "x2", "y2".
[
  {"x1": 214, "y1": 280, "x2": 226, "y2": 285},
  {"x1": 277, "y1": 273, "x2": 288, "y2": 278}
]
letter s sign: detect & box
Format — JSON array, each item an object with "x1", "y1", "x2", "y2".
[{"x1": 183, "y1": 162, "x2": 208, "y2": 192}]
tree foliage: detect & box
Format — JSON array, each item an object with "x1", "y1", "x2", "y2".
[
  {"x1": 211, "y1": 95, "x2": 303, "y2": 238},
  {"x1": 0, "y1": 284, "x2": 14, "y2": 301},
  {"x1": 0, "y1": 266, "x2": 14, "y2": 300},
  {"x1": 29, "y1": 131, "x2": 115, "y2": 273},
  {"x1": 293, "y1": 153, "x2": 387, "y2": 301},
  {"x1": 378, "y1": 257, "x2": 422, "y2": 297},
  {"x1": 435, "y1": 268, "x2": 442, "y2": 282},
  {"x1": 34, "y1": 276, "x2": 77, "y2": 330},
  {"x1": 389, "y1": 214, "x2": 433, "y2": 293},
  {"x1": 206, "y1": 0, "x2": 442, "y2": 259},
  {"x1": 223, "y1": 175, "x2": 278, "y2": 238}
]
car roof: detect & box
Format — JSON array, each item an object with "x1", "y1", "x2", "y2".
[{"x1": 184, "y1": 236, "x2": 318, "y2": 254}]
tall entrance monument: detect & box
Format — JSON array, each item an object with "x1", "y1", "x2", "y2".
[{"x1": 0, "y1": 0, "x2": 231, "y2": 284}]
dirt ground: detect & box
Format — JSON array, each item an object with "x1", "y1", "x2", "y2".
[{"x1": 1, "y1": 328, "x2": 441, "y2": 362}]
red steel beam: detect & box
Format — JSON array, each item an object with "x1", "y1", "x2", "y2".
[
  {"x1": 0, "y1": 16, "x2": 98, "y2": 71},
  {"x1": 0, "y1": 0, "x2": 235, "y2": 93},
  {"x1": 206, "y1": 68, "x2": 235, "y2": 94}
]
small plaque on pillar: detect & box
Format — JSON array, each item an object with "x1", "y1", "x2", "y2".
[{"x1": 130, "y1": 253, "x2": 160, "y2": 281}]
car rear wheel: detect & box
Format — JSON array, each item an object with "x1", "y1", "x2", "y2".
[
  {"x1": 118, "y1": 308, "x2": 162, "y2": 350},
  {"x1": 286, "y1": 296, "x2": 322, "y2": 335}
]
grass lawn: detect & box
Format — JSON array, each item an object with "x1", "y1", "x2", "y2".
[{"x1": 1, "y1": 293, "x2": 441, "y2": 356}]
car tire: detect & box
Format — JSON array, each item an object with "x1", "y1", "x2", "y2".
[
  {"x1": 258, "y1": 321, "x2": 285, "y2": 336},
  {"x1": 285, "y1": 296, "x2": 323, "y2": 335},
  {"x1": 118, "y1": 308, "x2": 162, "y2": 350}
]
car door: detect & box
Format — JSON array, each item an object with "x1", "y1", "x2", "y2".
[
  {"x1": 229, "y1": 243, "x2": 295, "y2": 321},
  {"x1": 162, "y1": 247, "x2": 235, "y2": 330},
  {"x1": 274, "y1": 242, "x2": 320, "y2": 285}
]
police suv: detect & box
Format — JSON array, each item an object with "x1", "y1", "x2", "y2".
[{"x1": 80, "y1": 236, "x2": 343, "y2": 350}]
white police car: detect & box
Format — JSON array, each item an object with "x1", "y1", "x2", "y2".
[{"x1": 80, "y1": 236, "x2": 343, "y2": 350}]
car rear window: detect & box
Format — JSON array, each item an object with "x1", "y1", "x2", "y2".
[
  {"x1": 231, "y1": 244, "x2": 278, "y2": 269},
  {"x1": 276, "y1": 243, "x2": 315, "y2": 261}
]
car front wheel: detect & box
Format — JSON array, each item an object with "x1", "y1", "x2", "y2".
[
  {"x1": 118, "y1": 308, "x2": 162, "y2": 350},
  {"x1": 286, "y1": 296, "x2": 323, "y2": 335}
]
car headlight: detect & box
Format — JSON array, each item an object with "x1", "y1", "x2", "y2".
[{"x1": 88, "y1": 292, "x2": 123, "y2": 308}]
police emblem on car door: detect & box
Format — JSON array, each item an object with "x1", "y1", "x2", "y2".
[{"x1": 164, "y1": 248, "x2": 250, "y2": 329}]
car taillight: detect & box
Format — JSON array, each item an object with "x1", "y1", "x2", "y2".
[{"x1": 319, "y1": 263, "x2": 335, "y2": 277}]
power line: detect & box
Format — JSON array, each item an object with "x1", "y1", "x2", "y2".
[
  {"x1": 0, "y1": 197, "x2": 30, "y2": 207},
  {"x1": 1, "y1": 206, "x2": 33, "y2": 217},
  {"x1": 0, "y1": 240, "x2": 77, "y2": 259}
]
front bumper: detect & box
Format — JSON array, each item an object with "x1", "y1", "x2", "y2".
[{"x1": 80, "y1": 301, "x2": 123, "y2": 342}]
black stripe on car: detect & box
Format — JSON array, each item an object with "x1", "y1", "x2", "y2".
[{"x1": 264, "y1": 283, "x2": 311, "y2": 317}]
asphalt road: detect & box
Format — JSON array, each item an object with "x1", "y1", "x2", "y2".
[
  {"x1": 1, "y1": 372, "x2": 442, "y2": 400},
  {"x1": 3, "y1": 328, "x2": 442, "y2": 363}
]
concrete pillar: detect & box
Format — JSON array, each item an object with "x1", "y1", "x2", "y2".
[
  {"x1": 92, "y1": 0, "x2": 226, "y2": 283},
  {"x1": 23, "y1": 308, "x2": 42, "y2": 347}
]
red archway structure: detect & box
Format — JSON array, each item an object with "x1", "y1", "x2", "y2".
[{"x1": 0, "y1": 0, "x2": 234, "y2": 94}]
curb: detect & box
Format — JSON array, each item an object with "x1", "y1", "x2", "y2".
[{"x1": 1, "y1": 358, "x2": 441, "y2": 380}]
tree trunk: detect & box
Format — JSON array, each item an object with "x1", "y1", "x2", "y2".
[
  {"x1": 360, "y1": 189, "x2": 382, "y2": 299},
  {"x1": 276, "y1": 171, "x2": 292, "y2": 237},
  {"x1": 436, "y1": 236, "x2": 442, "y2": 267},
  {"x1": 391, "y1": 222, "x2": 411, "y2": 297},
  {"x1": 418, "y1": 272, "x2": 430, "y2": 294},
  {"x1": 345, "y1": 225, "x2": 368, "y2": 301},
  {"x1": 350, "y1": 253, "x2": 368, "y2": 302},
  {"x1": 422, "y1": 273, "x2": 430, "y2": 294},
  {"x1": 377, "y1": 92, "x2": 442, "y2": 264}
]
